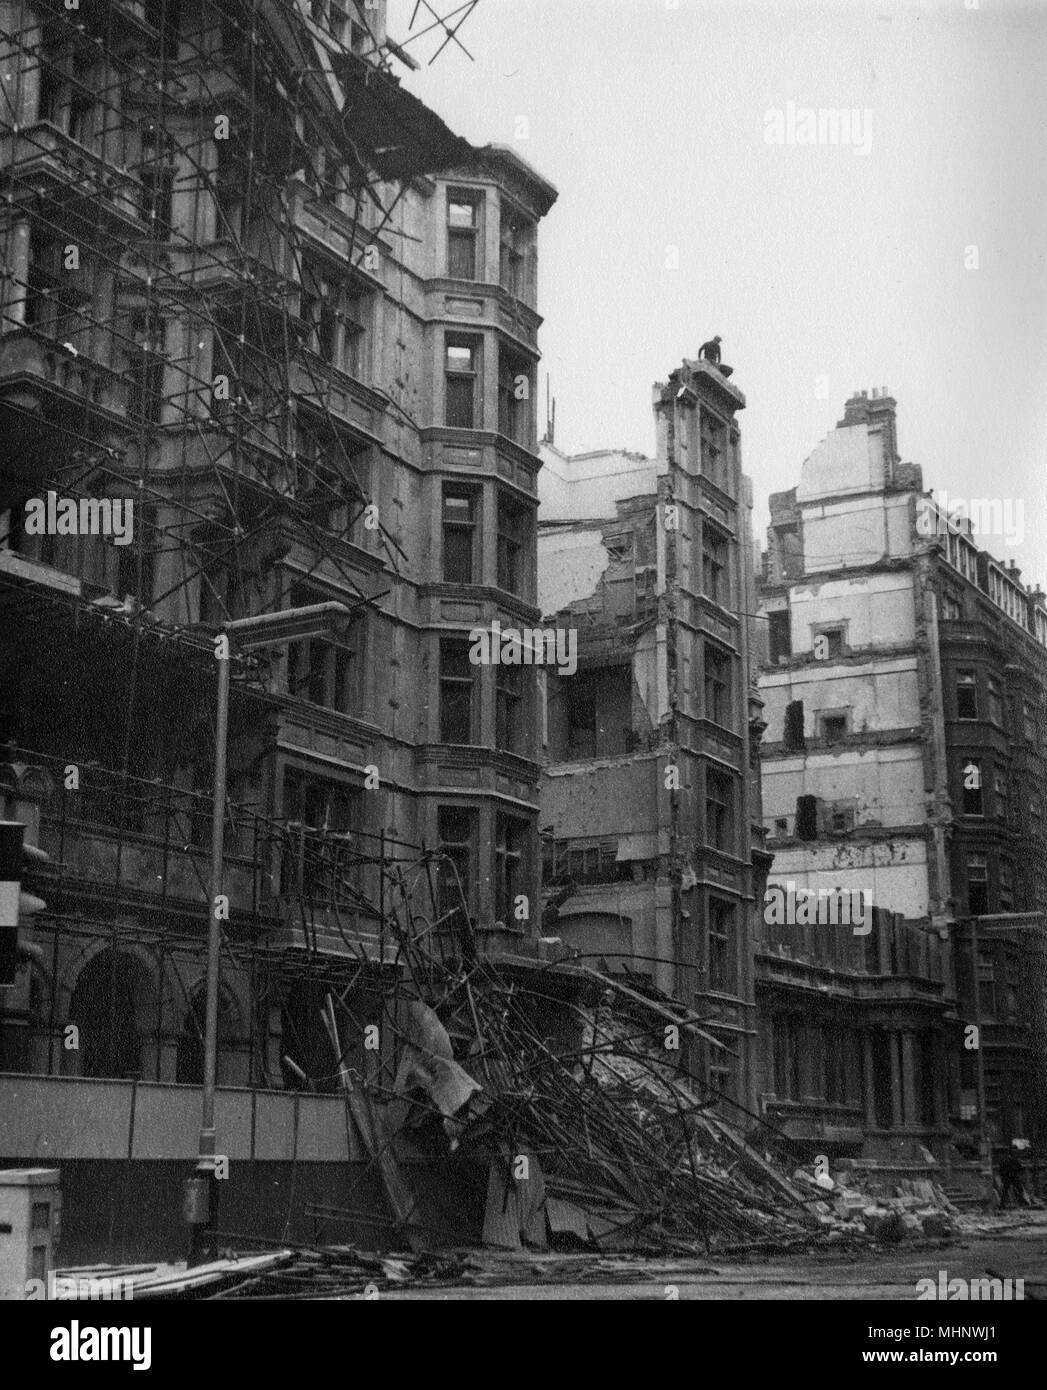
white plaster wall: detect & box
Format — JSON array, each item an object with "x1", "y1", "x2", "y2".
[
  {"x1": 785, "y1": 570, "x2": 916, "y2": 655},
  {"x1": 761, "y1": 745, "x2": 925, "y2": 827},
  {"x1": 538, "y1": 444, "x2": 660, "y2": 522},
  {"x1": 885, "y1": 494, "x2": 916, "y2": 557},
  {"x1": 761, "y1": 659, "x2": 920, "y2": 741},
  {"x1": 796, "y1": 422, "x2": 879, "y2": 503},
  {"x1": 799, "y1": 493, "x2": 915, "y2": 573},
  {"x1": 542, "y1": 759, "x2": 661, "y2": 838},
  {"x1": 766, "y1": 843, "x2": 930, "y2": 920},
  {"x1": 634, "y1": 625, "x2": 669, "y2": 726},
  {"x1": 537, "y1": 527, "x2": 609, "y2": 616}
]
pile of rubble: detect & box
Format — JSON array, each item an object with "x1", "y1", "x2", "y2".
[
  {"x1": 316, "y1": 927, "x2": 849, "y2": 1256},
  {"x1": 792, "y1": 1165, "x2": 959, "y2": 1243}
]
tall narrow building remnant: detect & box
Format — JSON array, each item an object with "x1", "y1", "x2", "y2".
[{"x1": 538, "y1": 353, "x2": 769, "y2": 1116}]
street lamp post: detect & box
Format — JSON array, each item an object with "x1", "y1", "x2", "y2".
[{"x1": 186, "y1": 602, "x2": 353, "y2": 1264}]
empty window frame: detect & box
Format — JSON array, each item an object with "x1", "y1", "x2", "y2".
[
  {"x1": 551, "y1": 840, "x2": 631, "y2": 886},
  {"x1": 768, "y1": 609, "x2": 792, "y2": 663},
  {"x1": 976, "y1": 947, "x2": 996, "y2": 1016},
  {"x1": 37, "y1": 51, "x2": 63, "y2": 127},
  {"x1": 300, "y1": 260, "x2": 369, "y2": 375},
  {"x1": 705, "y1": 770, "x2": 734, "y2": 853},
  {"x1": 999, "y1": 859, "x2": 1014, "y2": 912},
  {"x1": 497, "y1": 492, "x2": 529, "y2": 596},
  {"x1": 128, "y1": 313, "x2": 165, "y2": 424},
  {"x1": 439, "y1": 638, "x2": 476, "y2": 743},
  {"x1": 495, "y1": 814, "x2": 526, "y2": 925},
  {"x1": 139, "y1": 126, "x2": 176, "y2": 237},
  {"x1": 25, "y1": 233, "x2": 89, "y2": 337},
  {"x1": 495, "y1": 662, "x2": 525, "y2": 754},
  {"x1": 708, "y1": 897, "x2": 737, "y2": 993},
  {"x1": 702, "y1": 528, "x2": 729, "y2": 606},
  {"x1": 819, "y1": 712, "x2": 848, "y2": 745},
  {"x1": 1023, "y1": 700, "x2": 1038, "y2": 744},
  {"x1": 437, "y1": 806, "x2": 476, "y2": 924},
  {"x1": 941, "y1": 590, "x2": 963, "y2": 621},
  {"x1": 956, "y1": 670, "x2": 978, "y2": 719},
  {"x1": 699, "y1": 409, "x2": 728, "y2": 487},
  {"x1": 498, "y1": 348, "x2": 531, "y2": 446},
  {"x1": 445, "y1": 337, "x2": 480, "y2": 429},
  {"x1": 967, "y1": 852, "x2": 988, "y2": 915},
  {"x1": 499, "y1": 207, "x2": 531, "y2": 297},
  {"x1": 564, "y1": 688, "x2": 596, "y2": 760},
  {"x1": 987, "y1": 677, "x2": 1004, "y2": 729},
  {"x1": 442, "y1": 487, "x2": 478, "y2": 584},
  {"x1": 214, "y1": 138, "x2": 245, "y2": 241},
  {"x1": 447, "y1": 192, "x2": 482, "y2": 279},
  {"x1": 286, "y1": 584, "x2": 362, "y2": 713},
  {"x1": 813, "y1": 626, "x2": 845, "y2": 660},
  {"x1": 994, "y1": 770, "x2": 1010, "y2": 823},
  {"x1": 961, "y1": 757, "x2": 983, "y2": 816},
  {"x1": 704, "y1": 643, "x2": 731, "y2": 727},
  {"x1": 557, "y1": 667, "x2": 632, "y2": 760},
  {"x1": 282, "y1": 770, "x2": 361, "y2": 901}
]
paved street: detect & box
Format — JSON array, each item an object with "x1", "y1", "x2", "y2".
[{"x1": 379, "y1": 1216, "x2": 1047, "y2": 1300}]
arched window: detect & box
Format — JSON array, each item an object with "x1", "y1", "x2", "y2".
[{"x1": 68, "y1": 950, "x2": 154, "y2": 1079}]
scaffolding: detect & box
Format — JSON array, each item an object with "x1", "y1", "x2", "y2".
[
  {"x1": 0, "y1": 0, "x2": 473, "y2": 613},
  {"x1": 0, "y1": 0, "x2": 495, "y2": 1083}
]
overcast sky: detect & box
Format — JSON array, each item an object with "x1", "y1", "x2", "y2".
[{"x1": 389, "y1": 0, "x2": 1047, "y2": 582}]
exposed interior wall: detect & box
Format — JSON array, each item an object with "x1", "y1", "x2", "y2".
[
  {"x1": 800, "y1": 493, "x2": 915, "y2": 574},
  {"x1": 765, "y1": 841, "x2": 931, "y2": 920},
  {"x1": 537, "y1": 526, "x2": 610, "y2": 616},
  {"x1": 785, "y1": 571, "x2": 916, "y2": 656},
  {"x1": 761, "y1": 659, "x2": 921, "y2": 742},
  {"x1": 538, "y1": 444, "x2": 659, "y2": 522}
]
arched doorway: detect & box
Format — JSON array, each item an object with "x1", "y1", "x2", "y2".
[{"x1": 68, "y1": 949, "x2": 155, "y2": 1079}]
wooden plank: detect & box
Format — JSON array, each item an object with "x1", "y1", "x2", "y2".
[
  {"x1": 482, "y1": 1161, "x2": 522, "y2": 1250},
  {"x1": 579, "y1": 967, "x2": 728, "y2": 1050},
  {"x1": 546, "y1": 1197, "x2": 588, "y2": 1241},
  {"x1": 517, "y1": 1150, "x2": 548, "y2": 1248},
  {"x1": 704, "y1": 1113, "x2": 810, "y2": 1210},
  {"x1": 323, "y1": 993, "x2": 425, "y2": 1252}
]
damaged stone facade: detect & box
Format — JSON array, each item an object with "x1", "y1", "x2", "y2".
[
  {"x1": 0, "y1": 0, "x2": 558, "y2": 1086},
  {"x1": 755, "y1": 390, "x2": 1047, "y2": 1177},
  {"x1": 537, "y1": 360, "x2": 768, "y2": 1116}
]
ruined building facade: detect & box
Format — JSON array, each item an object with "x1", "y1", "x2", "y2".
[
  {"x1": 0, "y1": 0, "x2": 556, "y2": 1102},
  {"x1": 755, "y1": 390, "x2": 1047, "y2": 1175},
  {"x1": 538, "y1": 358, "x2": 769, "y2": 1116}
]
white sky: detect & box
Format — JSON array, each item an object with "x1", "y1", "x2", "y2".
[{"x1": 389, "y1": 0, "x2": 1047, "y2": 582}]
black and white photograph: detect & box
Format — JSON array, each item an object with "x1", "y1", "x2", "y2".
[{"x1": 0, "y1": 0, "x2": 1044, "y2": 1349}]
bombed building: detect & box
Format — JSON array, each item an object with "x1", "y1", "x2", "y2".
[
  {"x1": 0, "y1": 0, "x2": 558, "y2": 1253},
  {"x1": 537, "y1": 353, "x2": 770, "y2": 1117},
  {"x1": 755, "y1": 390, "x2": 1047, "y2": 1186}
]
